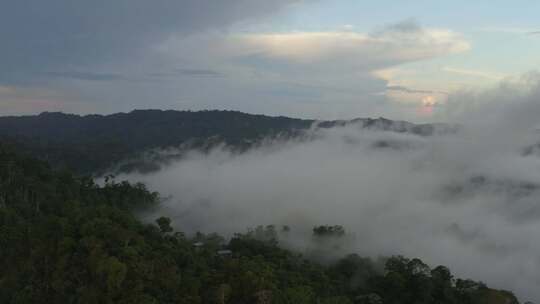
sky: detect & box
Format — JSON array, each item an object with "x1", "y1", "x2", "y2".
[{"x1": 1, "y1": 0, "x2": 539, "y2": 121}]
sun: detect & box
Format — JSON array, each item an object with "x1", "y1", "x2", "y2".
[
  {"x1": 422, "y1": 95, "x2": 437, "y2": 107},
  {"x1": 419, "y1": 95, "x2": 437, "y2": 115}
]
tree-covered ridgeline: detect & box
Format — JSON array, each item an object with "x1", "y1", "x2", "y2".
[
  {"x1": 0, "y1": 110, "x2": 445, "y2": 175},
  {"x1": 0, "y1": 110, "x2": 313, "y2": 175},
  {"x1": 0, "y1": 145, "x2": 519, "y2": 303}
]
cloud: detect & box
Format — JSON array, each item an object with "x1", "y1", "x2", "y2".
[
  {"x1": 234, "y1": 25, "x2": 469, "y2": 69},
  {"x1": 442, "y1": 67, "x2": 507, "y2": 81},
  {"x1": 115, "y1": 74, "x2": 540, "y2": 302},
  {"x1": 0, "y1": 0, "x2": 303, "y2": 84},
  {"x1": 40, "y1": 68, "x2": 224, "y2": 84},
  {"x1": 172, "y1": 68, "x2": 223, "y2": 78},
  {"x1": 477, "y1": 27, "x2": 540, "y2": 35},
  {"x1": 158, "y1": 21, "x2": 469, "y2": 74},
  {"x1": 373, "y1": 18, "x2": 423, "y2": 34},
  {"x1": 0, "y1": 4, "x2": 472, "y2": 120},
  {"x1": 120, "y1": 123, "x2": 540, "y2": 302},
  {"x1": 145, "y1": 68, "x2": 224, "y2": 80},
  {"x1": 141, "y1": 21, "x2": 469, "y2": 120},
  {"x1": 439, "y1": 72, "x2": 540, "y2": 129},
  {"x1": 386, "y1": 85, "x2": 448, "y2": 95},
  {"x1": 43, "y1": 71, "x2": 127, "y2": 82}
]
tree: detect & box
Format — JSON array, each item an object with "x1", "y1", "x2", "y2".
[
  {"x1": 0, "y1": 150, "x2": 522, "y2": 304},
  {"x1": 156, "y1": 216, "x2": 173, "y2": 233}
]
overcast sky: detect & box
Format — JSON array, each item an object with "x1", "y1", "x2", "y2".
[{"x1": 1, "y1": 0, "x2": 539, "y2": 121}]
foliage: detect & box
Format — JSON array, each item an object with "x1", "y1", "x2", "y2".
[
  {"x1": 0, "y1": 110, "x2": 442, "y2": 175},
  {"x1": 0, "y1": 110, "x2": 312, "y2": 174},
  {"x1": 0, "y1": 146, "x2": 520, "y2": 303}
]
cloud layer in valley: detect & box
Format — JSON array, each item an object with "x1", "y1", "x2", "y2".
[{"x1": 118, "y1": 76, "x2": 540, "y2": 302}]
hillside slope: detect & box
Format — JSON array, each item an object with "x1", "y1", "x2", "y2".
[
  {"x1": 0, "y1": 145, "x2": 519, "y2": 304},
  {"x1": 0, "y1": 110, "x2": 311, "y2": 174},
  {"x1": 0, "y1": 110, "x2": 449, "y2": 174}
]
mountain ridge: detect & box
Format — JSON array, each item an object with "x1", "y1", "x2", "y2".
[{"x1": 0, "y1": 109, "x2": 453, "y2": 174}]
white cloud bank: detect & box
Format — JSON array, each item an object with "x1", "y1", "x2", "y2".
[{"x1": 119, "y1": 76, "x2": 540, "y2": 302}]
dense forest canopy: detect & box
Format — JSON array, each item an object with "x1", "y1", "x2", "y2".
[{"x1": 0, "y1": 143, "x2": 520, "y2": 303}]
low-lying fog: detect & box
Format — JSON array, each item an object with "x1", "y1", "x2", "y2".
[{"x1": 118, "y1": 75, "x2": 540, "y2": 302}]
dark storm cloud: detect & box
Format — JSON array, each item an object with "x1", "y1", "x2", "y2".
[{"x1": 0, "y1": 0, "x2": 301, "y2": 84}]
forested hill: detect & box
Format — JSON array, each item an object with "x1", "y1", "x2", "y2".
[
  {"x1": 0, "y1": 110, "x2": 448, "y2": 175},
  {"x1": 0, "y1": 144, "x2": 520, "y2": 303},
  {"x1": 0, "y1": 110, "x2": 312, "y2": 174}
]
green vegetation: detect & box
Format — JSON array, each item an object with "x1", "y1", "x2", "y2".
[
  {"x1": 0, "y1": 110, "x2": 312, "y2": 174},
  {"x1": 0, "y1": 110, "x2": 442, "y2": 175},
  {"x1": 0, "y1": 145, "x2": 519, "y2": 303}
]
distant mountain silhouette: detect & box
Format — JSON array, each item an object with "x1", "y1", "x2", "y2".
[{"x1": 0, "y1": 110, "x2": 451, "y2": 174}]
